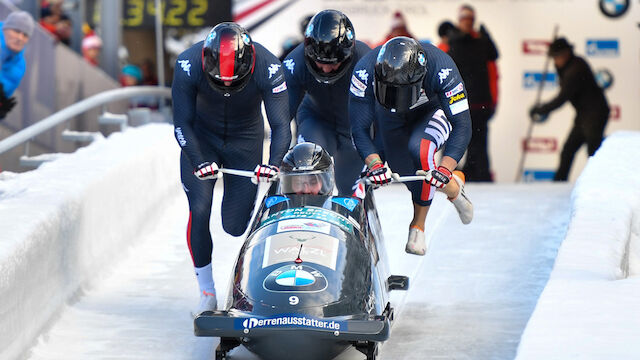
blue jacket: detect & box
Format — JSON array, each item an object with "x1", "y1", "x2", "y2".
[{"x1": 0, "y1": 21, "x2": 27, "y2": 97}]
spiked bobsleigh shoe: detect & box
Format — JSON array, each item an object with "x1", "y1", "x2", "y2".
[
  {"x1": 406, "y1": 226, "x2": 428, "y2": 256},
  {"x1": 449, "y1": 171, "x2": 473, "y2": 225}
]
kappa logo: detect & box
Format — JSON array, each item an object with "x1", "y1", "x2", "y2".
[
  {"x1": 438, "y1": 68, "x2": 452, "y2": 84},
  {"x1": 268, "y1": 64, "x2": 281, "y2": 79},
  {"x1": 355, "y1": 69, "x2": 369, "y2": 84},
  {"x1": 178, "y1": 60, "x2": 191, "y2": 76},
  {"x1": 283, "y1": 59, "x2": 295, "y2": 74}
]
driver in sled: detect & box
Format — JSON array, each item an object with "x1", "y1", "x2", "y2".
[{"x1": 279, "y1": 142, "x2": 335, "y2": 196}]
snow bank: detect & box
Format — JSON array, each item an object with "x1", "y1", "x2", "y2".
[
  {"x1": 0, "y1": 124, "x2": 182, "y2": 359},
  {"x1": 516, "y1": 131, "x2": 640, "y2": 359}
]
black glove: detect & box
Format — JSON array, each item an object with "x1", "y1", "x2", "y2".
[
  {"x1": 529, "y1": 105, "x2": 548, "y2": 123},
  {"x1": 0, "y1": 96, "x2": 16, "y2": 119}
]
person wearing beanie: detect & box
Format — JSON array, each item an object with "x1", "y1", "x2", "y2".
[
  {"x1": 0, "y1": 10, "x2": 35, "y2": 118},
  {"x1": 82, "y1": 34, "x2": 102, "y2": 66},
  {"x1": 377, "y1": 11, "x2": 415, "y2": 46}
]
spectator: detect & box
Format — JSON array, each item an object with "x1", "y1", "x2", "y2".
[
  {"x1": 377, "y1": 11, "x2": 415, "y2": 46},
  {"x1": 140, "y1": 59, "x2": 158, "y2": 86},
  {"x1": 436, "y1": 21, "x2": 455, "y2": 52},
  {"x1": 448, "y1": 4, "x2": 499, "y2": 182},
  {"x1": 529, "y1": 37, "x2": 609, "y2": 181},
  {"x1": 120, "y1": 64, "x2": 142, "y2": 86},
  {"x1": 55, "y1": 14, "x2": 72, "y2": 46},
  {"x1": 0, "y1": 11, "x2": 35, "y2": 119},
  {"x1": 39, "y1": 6, "x2": 59, "y2": 39},
  {"x1": 82, "y1": 34, "x2": 102, "y2": 66}
]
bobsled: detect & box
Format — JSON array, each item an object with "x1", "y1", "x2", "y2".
[{"x1": 194, "y1": 180, "x2": 409, "y2": 360}]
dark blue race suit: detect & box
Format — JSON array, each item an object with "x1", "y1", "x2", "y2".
[
  {"x1": 349, "y1": 41, "x2": 472, "y2": 206},
  {"x1": 172, "y1": 41, "x2": 291, "y2": 267},
  {"x1": 283, "y1": 40, "x2": 371, "y2": 195}
]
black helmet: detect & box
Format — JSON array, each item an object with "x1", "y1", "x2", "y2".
[
  {"x1": 374, "y1": 36, "x2": 427, "y2": 112},
  {"x1": 303, "y1": 10, "x2": 355, "y2": 84},
  {"x1": 280, "y1": 143, "x2": 335, "y2": 195},
  {"x1": 202, "y1": 22, "x2": 255, "y2": 94}
]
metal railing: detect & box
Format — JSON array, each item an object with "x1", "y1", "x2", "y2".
[{"x1": 0, "y1": 86, "x2": 172, "y2": 155}]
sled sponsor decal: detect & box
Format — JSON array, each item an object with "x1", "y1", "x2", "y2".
[
  {"x1": 331, "y1": 197, "x2": 359, "y2": 212},
  {"x1": 265, "y1": 196, "x2": 288, "y2": 208},
  {"x1": 263, "y1": 233, "x2": 339, "y2": 269},
  {"x1": 237, "y1": 313, "x2": 345, "y2": 331},
  {"x1": 277, "y1": 219, "x2": 331, "y2": 234},
  {"x1": 261, "y1": 207, "x2": 353, "y2": 233},
  {"x1": 263, "y1": 264, "x2": 328, "y2": 292}
]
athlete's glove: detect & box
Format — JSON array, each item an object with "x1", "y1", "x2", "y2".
[
  {"x1": 366, "y1": 163, "x2": 393, "y2": 187},
  {"x1": 252, "y1": 164, "x2": 279, "y2": 184},
  {"x1": 193, "y1": 162, "x2": 220, "y2": 180},
  {"x1": 418, "y1": 166, "x2": 452, "y2": 189},
  {"x1": 529, "y1": 105, "x2": 549, "y2": 123}
]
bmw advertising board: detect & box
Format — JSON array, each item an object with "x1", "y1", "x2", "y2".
[
  {"x1": 586, "y1": 39, "x2": 620, "y2": 56},
  {"x1": 523, "y1": 72, "x2": 557, "y2": 89}
]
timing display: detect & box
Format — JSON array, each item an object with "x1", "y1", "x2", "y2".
[{"x1": 122, "y1": 0, "x2": 227, "y2": 28}]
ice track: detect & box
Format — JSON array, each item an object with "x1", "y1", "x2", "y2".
[{"x1": 25, "y1": 182, "x2": 571, "y2": 360}]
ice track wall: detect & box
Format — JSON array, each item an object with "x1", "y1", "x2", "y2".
[
  {"x1": 0, "y1": 124, "x2": 182, "y2": 359},
  {"x1": 516, "y1": 131, "x2": 640, "y2": 359}
]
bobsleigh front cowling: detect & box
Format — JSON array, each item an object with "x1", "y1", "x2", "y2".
[{"x1": 195, "y1": 187, "x2": 402, "y2": 360}]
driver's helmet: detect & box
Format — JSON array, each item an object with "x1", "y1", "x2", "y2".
[{"x1": 279, "y1": 143, "x2": 335, "y2": 195}]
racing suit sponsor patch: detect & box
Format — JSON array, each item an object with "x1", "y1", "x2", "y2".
[
  {"x1": 272, "y1": 82, "x2": 287, "y2": 93},
  {"x1": 350, "y1": 84, "x2": 365, "y2": 97},
  {"x1": 448, "y1": 93, "x2": 465, "y2": 104},
  {"x1": 445, "y1": 82, "x2": 464, "y2": 98},
  {"x1": 449, "y1": 98, "x2": 469, "y2": 115},
  {"x1": 351, "y1": 75, "x2": 366, "y2": 91},
  {"x1": 355, "y1": 69, "x2": 369, "y2": 84}
]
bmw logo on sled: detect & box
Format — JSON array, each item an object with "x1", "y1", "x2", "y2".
[{"x1": 194, "y1": 179, "x2": 409, "y2": 360}]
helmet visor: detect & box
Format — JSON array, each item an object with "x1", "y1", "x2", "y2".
[
  {"x1": 280, "y1": 169, "x2": 335, "y2": 195},
  {"x1": 374, "y1": 79, "x2": 422, "y2": 112}
]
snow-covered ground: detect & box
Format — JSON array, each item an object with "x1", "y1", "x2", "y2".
[{"x1": 1, "y1": 125, "x2": 638, "y2": 359}]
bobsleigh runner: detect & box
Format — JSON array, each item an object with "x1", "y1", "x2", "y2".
[{"x1": 194, "y1": 169, "x2": 411, "y2": 360}]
